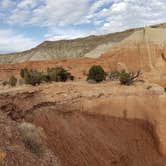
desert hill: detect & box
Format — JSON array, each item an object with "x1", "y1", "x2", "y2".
[
  {"x1": 0, "y1": 23, "x2": 165, "y2": 64},
  {"x1": 0, "y1": 29, "x2": 134, "y2": 63},
  {"x1": 0, "y1": 25, "x2": 165, "y2": 87}
]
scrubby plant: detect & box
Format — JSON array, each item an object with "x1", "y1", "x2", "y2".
[
  {"x1": 119, "y1": 70, "x2": 140, "y2": 85},
  {"x1": 47, "y1": 66, "x2": 73, "y2": 82},
  {"x1": 20, "y1": 68, "x2": 25, "y2": 78},
  {"x1": 87, "y1": 65, "x2": 106, "y2": 83},
  {"x1": 41, "y1": 74, "x2": 51, "y2": 83},
  {"x1": 20, "y1": 68, "x2": 43, "y2": 86},
  {"x1": 18, "y1": 122, "x2": 45, "y2": 156},
  {"x1": 20, "y1": 67, "x2": 74, "y2": 85},
  {"x1": 9, "y1": 76, "x2": 17, "y2": 87}
]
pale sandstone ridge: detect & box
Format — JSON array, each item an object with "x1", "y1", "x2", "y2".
[
  {"x1": 0, "y1": 23, "x2": 165, "y2": 64},
  {"x1": 0, "y1": 29, "x2": 134, "y2": 63},
  {"x1": 85, "y1": 26, "x2": 166, "y2": 58}
]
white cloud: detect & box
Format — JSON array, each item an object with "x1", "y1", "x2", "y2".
[
  {"x1": 0, "y1": 0, "x2": 15, "y2": 9},
  {"x1": 0, "y1": 0, "x2": 166, "y2": 52},
  {"x1": 6, "y1": 0, "x2": 166, "y2": 32},
  {"x1": 8, "y1": 0, "x2": 90, "y2": 26},
  {"x1": 44, "y1": 27, "x2": 89, "y2": 41},
  {"x1": 0, "y1": 29, "x2": 38, "y2": 53},
  {"x1": 91, "y1": 0, "x2": 166, "y2": 34}
]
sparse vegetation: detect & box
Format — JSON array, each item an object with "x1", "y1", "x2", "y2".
[
  {"x1": 47, "y1": 66, "x2": 73, "y2": 82},
  {"x1": 119, "y1": 70, "x2": 141, "y2": 85},
  {"x1": 20, "y1": 68, "x2": 43, "y2": 86},
  {"x1": 2, "y1": 76, "x2": 17, "y2": 87},
  {"x1": 18, "y1": 122, "x2": 45, "y2": 156},
  {"x1": 87, "y1": 65, "x2": 106, "y2": 83},
  {"x1": 9, "y1": 76, "x2": 17, "y2": 87},
  {"x1": 19, "y1": 67, "x2": 74, "y2": 86}
]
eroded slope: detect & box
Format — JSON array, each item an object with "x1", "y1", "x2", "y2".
[{"x1": 0, "y1": 82, "x2": 166, "y2": 165}]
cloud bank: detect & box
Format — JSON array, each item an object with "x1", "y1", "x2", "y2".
[{"x1": 0, "y1": 0, "x2": 166, "y2": 52}]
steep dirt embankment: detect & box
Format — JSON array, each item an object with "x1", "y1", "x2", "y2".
[
  {"x1": 0, "y1": 82, "x2": 166, "y2": 165},
  {"x1": 0, "y1": 82, "x2": 166, "y2": 160},
  {"x1": 31, "y1": 110, "x2": 166, "y2": 166}
]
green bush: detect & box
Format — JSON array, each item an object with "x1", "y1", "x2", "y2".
[
  {"x1": 119, "y1": 70, "x2": 140, "y2": 85},
  {"x1": 41, "y1": 74, "x2": 51, "y2": 83},
  {"x1": 20, "y1": 67, "x2": 74, "y2": 85},
  {"x1": 9, "y1": 76, "x2": 17, "y2": 87},
  {"x1": 87, "y1": 65, "x2": 106, "y2": 82},
  {"x1": 20, "y1": 69, "x2": 43, "y2": 86},
  {"x1": 47, "y1": 66, "x2": 73, "y2": 82}
]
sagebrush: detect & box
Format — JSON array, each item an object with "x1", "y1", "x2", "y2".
[{"x1": 18, "y1": 122, "x2": 45, "y2": 156}]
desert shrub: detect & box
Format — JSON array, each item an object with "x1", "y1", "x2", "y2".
[
  {"x1": 21, "y1": 69, "x2": 43, "y2": 86},
  {"x1": 47, "y1": 66, "x2": 73, "y2": 82},
  {"x1": 87, "y1": 65, "x2": 106, "y2": 83},
  {"x1": 9, "y1": 76, "x2": 17, "y2": 87},
  {"x1": 40, "y1": 74, "x2": 51, "y2": 83},
  {"x1": 20, "y1": 67, "x2": 74, "y2": 85},
  {"x1": 20, "y1": 69, "x2": 25, "y2": 78},
  {"x1": 119, "y1": 70, "x2": 140, "y2": 85},
  {"x1": 18, "y1": 122, "x2": 45, "y2": 156},
  {"x1": 20, "y1": 68, "x2": 29, "y2": 78}
]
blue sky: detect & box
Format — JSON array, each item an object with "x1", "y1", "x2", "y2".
[{"x1": 0, "y1": 0, "x2": 166, "y2": 53}]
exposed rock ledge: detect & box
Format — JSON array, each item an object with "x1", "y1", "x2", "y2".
[{"x1": 0, "y1": 81, "x2": 166, "y2": 156}]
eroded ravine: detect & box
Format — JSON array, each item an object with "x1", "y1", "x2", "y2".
[
  {"x1": 26, "y1": 108, "x2": 166, "y2": 166},
  {"x1": 0, "y1": 82, "x2": 166, "y2": 165}
]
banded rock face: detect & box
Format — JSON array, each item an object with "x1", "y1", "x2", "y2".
[
  {"x1": 0, "y1": 23, "x2": 165, "y2": 64},
  {"x1": 0, "y1": 29, "x2": 135, "y2": 64}
]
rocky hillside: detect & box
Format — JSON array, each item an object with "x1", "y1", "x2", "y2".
[
  {"x1": 0, "y1": 29, "x2": 134, "y2": 64},
  {"x1": 0, "y1": 23, "x2": 165, "y2": 64}
]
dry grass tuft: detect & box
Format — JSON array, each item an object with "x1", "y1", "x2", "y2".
[{"x1": 18, "y1": 122, "x2": 45, "y2": 156}]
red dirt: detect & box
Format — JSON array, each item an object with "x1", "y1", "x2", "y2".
[
  {"x1": 0, "y1": 111, "x2": 59, "y2": 166},
  {"x1": 29, "y1": 109, "x2": 166, "y2": 166}
]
